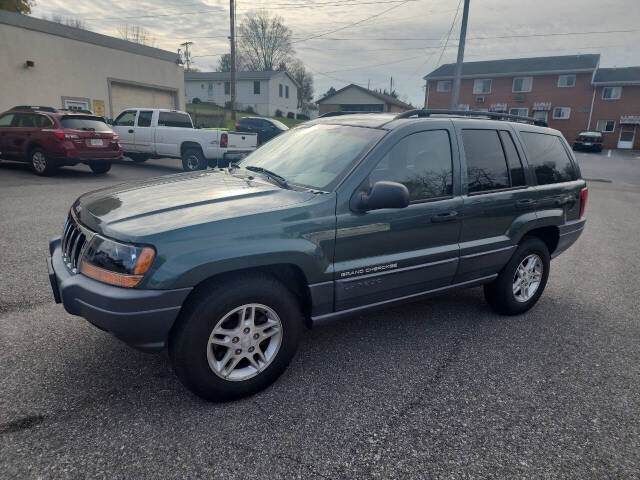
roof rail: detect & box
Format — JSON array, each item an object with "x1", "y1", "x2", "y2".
[
  {"x1": 394, "y1": 109, "x2": 548, "y2": 127},
  {"x1": 319, "y1": 110, "x2": 380, "y2": 118},
  {"x1": 11, "y1": 105, "x2": 59, "y2": 113}
]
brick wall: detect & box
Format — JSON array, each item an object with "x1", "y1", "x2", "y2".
[{"x1": 590, "y1": 85, "x2": 640, "y2": 149}]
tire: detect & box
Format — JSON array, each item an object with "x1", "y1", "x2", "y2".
[
  {"x1": 129, "y1": 154, "x2": 148, "y2": 163},
  {"x1": 483, "y1": 237, "x2": 550, "y2": 315},
  {"x1": 181, "y1": 148, "x2": 206, "y2": 171},
  {"x1": 89, "y1": 162, "x2": 112, "y2": 174},
  {"x1": 30, "y1": 147, "x2": 57, "y2": 176},
  {"x1": 169, "y1": 273, "x2": 303, "y2": 401}
]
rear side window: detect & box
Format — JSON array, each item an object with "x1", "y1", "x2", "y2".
[
  {"x1": 60, "y1": 116, "x2": 111, "y2": 131},
  {"x1": 499, "y1": 130, "x2": 526, "y2": 187},
  {"x1": 520, "y1": 132, "x2": 577, "y2": 184},
  {"x1": 35, "y1": 114, "x2": 53, "y2": 128},
  {"x1": 158, "y1": 112, "x2": 192, "y2": 128},
  {"x1": 371, "y1": 130, "x2": 453, "y2": 202},
  {"x1": 462, "y1": 129, "x2": 510, "y2": 193},
  {"x1": 14, "y1": 114, "x2": 37, "y2": 127},
  {"x1": 137, "y1": 110, "x2": 153, "y2": 127}
]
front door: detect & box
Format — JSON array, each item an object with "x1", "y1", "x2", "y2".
[
  {"x1": 333, "y1": 128, "x2": 462, "y2": 312},
  {"x1": 112, "y1": 110, "x2": 138, "y2": 151},
  {"x1": 618, "y1": 125, "x2": 636, "y2": 149}
]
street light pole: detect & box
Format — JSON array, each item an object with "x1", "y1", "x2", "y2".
[
  {"x1": 230, "y1": 0, "x2": 237, "y2": 122},
  {"x1": 450, "y1": 0, "x2": 470, "y2": 110}
]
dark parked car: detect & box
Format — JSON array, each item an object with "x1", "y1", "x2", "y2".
[
  {"x1": 48, "y1": 110, "x2": 587, "y2": 401},
  {"x1": 235, "y1": 116, "x2": 288, "y2": 144},
  {"x1": 0, "y1": 106, "x2": 122, "y2": 175},
  {"x1": 573, "y1": 130, "x2": 603, "y2": 152}
]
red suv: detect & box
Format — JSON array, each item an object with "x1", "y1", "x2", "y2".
[{"x1": 0, "y1": 106, "x2": 122, "y2": 176}]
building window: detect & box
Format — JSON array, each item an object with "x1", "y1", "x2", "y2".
[
  {"x1": 279, "y1": 84, "x2": 283, "y2": 97},
  {"x1": 224, "y1": 82, "x2": 230, "y2": 95},
  {"x1": 473, "y1": 79, "x2": 492, "y2": 94},
  {"x1": 509, "y1": 107, "x2": 529, "y2": 117},
  {"x1": 552, "y1": 107, "x2": 571, "y2": 119},
  {"x1": 285, "y1": 85, "x2": 289, "y2": 98},
  {"x1": 253, "y1": 81, "x2": 260, "y2": 95},
  {"x1": 436, "y1": 80, "x2": 451, "y2": 92},
  {"x1": 596, "y1": 120, "x2": 615, "y2": 132},
  {"x1": 201, "y1": 83, "x2": 205, "y2": 89},
  {"x1": 602, "y1": 86, "x2": 622, "y2": 100},
  {"x1": 512, "y1": 77, "x2": 533, "y2": 93},
  {"x1": 557, "y1": 75, "x2": 576, "y2": 87},
  {"x1": 533, "y1": 111, "x2": 548, "y2": 123}
]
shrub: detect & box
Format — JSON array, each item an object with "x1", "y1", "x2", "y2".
[
  {"x1": 224, "y1": 101, "x2": 233, "y2": 109},
  {"x1": 192, "y1": 98, "x2": 201, "y2": 104},
  {"x1": 244, "y1": 105, "x2": 255, "y2": 113},
  {"x1": 275, "y1": 109, "x2": 283, "y2": 117},
  {"x1": 296, "y1": 113, "x2": 309, "y2": 120},
  {"x1": 287, "y1": 112, "x2": 294, "y2": 119}
]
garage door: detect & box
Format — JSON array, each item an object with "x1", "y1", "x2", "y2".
[{"x1": 110, "y1": 83, "x2": 175, "y2": 118}]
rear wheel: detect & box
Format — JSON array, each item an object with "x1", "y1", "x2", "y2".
[
  {"x1": 484, "y1": 237, "x2": 550, "y2": 315},
  {"x1": 30, "y1": 147, "x2": 57, "y2": 176},
  {"x1": 181, "y1": 148, "x2": 206, "y2": 171},
  {"x1": 89, "y1": 163, "x2": 112, "y2": 174},
  {"x1": 129, "y1": 153, "x2": 149, "y2": 163},
  {"x1": 169, "y1": 273, "x2": 303, "y2": 401}
]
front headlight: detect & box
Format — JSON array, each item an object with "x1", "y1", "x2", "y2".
[{"x1": 80, "y1": 235, "x2": 155, "y2": 288}]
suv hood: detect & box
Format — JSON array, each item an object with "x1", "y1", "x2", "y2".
[{"x1": 74, "y1": 170, "x2": 316, "y2": 240}]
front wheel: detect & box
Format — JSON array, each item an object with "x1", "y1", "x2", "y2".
[
  {"x1": 484, "y1": 237, "x2": 550, "y2": 315},
  {"x1": 30, "y1": 147, "x2": 57, "y2": 176},
  {"x1": 169, "y1": 273, "x2": 303, "y2": 401},
  {"x1": 89, "y1": 162, "x2": 112, "y2": 174},
  {"x1": 181, "y1": 148, "x2": 206, "y2": 171}
]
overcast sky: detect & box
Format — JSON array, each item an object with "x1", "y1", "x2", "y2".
[{"x1": 32, "y1": 0, "x2": 640, "y2": 106}]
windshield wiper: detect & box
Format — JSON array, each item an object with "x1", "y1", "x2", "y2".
[{"x1": 244, "y1": 166, "x2": 289, "y2": 189}]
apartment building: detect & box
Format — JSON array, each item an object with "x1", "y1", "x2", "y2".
[{"x1": 424, "y1": 54, "x2": 640, "y2": 150}]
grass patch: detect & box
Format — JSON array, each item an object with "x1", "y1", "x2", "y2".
[{"x1": 186, "y1": 103, "x2": 304, "y2": 130}]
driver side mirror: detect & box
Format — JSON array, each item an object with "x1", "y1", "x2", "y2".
[{"x1": 351, "y1": 181, "x2": 410, "y2": 212}]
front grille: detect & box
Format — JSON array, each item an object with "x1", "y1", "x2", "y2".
[{"x1": 61, "y1": 213, "x2": 90, "y2": 273}]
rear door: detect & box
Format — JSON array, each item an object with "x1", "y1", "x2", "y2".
[
  {"x1": 455, "y1": 124, "x2": 536, "y2": 283},
  {"x1": 134, "y1": 110, "x2": 155, "y2": 153},
  {"x1": 155, "y1": 111, "x2": 193, "y2": 157},
  {"x1": 112, "y1": 110, "x2": 138, "y2": 151}
]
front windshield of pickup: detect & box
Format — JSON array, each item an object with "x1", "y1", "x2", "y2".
[{"x1": 236, "y1": 124, "x2": 385, "y2": 190}]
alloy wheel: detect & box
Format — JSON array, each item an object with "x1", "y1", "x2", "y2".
[
  {"x1": 512, "y1": 254, "x2": 543, "y2": 302},
  {"x1": 32, "y1": 151, "x2": 47, "y2": 173}
]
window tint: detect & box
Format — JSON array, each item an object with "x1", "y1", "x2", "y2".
[
  {"x1": 285, "y1": 85, "x2": 290, "y2": 98},
  {"x1": 14, "y1": 114, "x2": 36, "y2": 127},
  {"x1": 499, "y1": 130, "x2": 525, "y2": 187},
  {"x1": 158, "y1": 112, "x2": 192, "y2": 128},
  {"x1": 371, "y1": 130, "x2": 453, "y2": 202},
  {"x1": 35, "y1": 114, "x2": 53, "y2": 128},
  {"x1": 60, "y1": 116, "x2": 111, "y2": 131},
  {"x1": 520, "y1": 132, "x2": 577, "y2": 185},
  {"x1": 0, "y1": 113, "x2": 15, "y2": 127},
  {"x1": 137, "y1": 110, "x2": 153, "y2": 127},
  {"x1": 114, "y1": 111, "x2": 136, "y2": 126},
  {"x1": 253, "y1": 81, "x2": 260, "y2": 94},
  {"x1": 462, "y1": 129, "x2": 510, "y2": 193}
]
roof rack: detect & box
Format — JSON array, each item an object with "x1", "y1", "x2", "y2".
[
  {"x1": 319, "y1": 111, "x2": 380, "y2": 118},
  {"x1": 11, "y1": 105, "x2": 59, "y2": 113},
  {"x1": 395, "y1": 109, "x2": 548, "y2": 127}
]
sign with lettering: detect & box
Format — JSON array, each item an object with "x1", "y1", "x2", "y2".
[{"x1": 93, "y1": 99, "x2": 105, "y2": 117}]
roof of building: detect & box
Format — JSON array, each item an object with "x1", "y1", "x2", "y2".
[
  {"x1": 0, "y1": 10, "x2": 180, "y2": 63},
  {"x1": 593, "y1": 67, "x2": 640, "y2": 85},
  {"x1": 316, "y1": 84, "x2": 414, "y2": 110},
  {"x1": 184, "y1": 70, "x2": 299, "y2": 88},
  {"x1": 424, "y1": 54, "x2": 601, "y2": 79}
]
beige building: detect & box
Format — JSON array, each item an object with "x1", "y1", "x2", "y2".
[
  {"x1": 316, "y1": 84, "x2": 413, "y2": 116},
  {"x1": 0, "y1": 11, "x2": 184, "y2": 119}
]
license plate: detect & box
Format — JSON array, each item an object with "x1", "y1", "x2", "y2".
[
  {"x1": 583, "y1": 142, "x2": 592, "y2": 146},
  {"x1": 90, "y1": 139, "x2": 104, "y2": 147}
]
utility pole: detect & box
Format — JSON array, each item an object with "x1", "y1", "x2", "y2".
[
  {"x1": 180, "y1": 41, "x2": 193, "y2": 72},
  {"x1": 229, "y1": 0, "x2": 237, "y2": 121},
  {"x1": 450, "y1": 0, "x2": 470, "y2": 109}
]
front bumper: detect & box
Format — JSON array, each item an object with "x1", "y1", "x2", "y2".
[{"x1": 48, "y1": 237, "x2": 191, "y2": 352}]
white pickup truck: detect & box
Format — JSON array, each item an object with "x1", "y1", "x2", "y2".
[{"x1": 111, "y1": 108, "x2": 257, "y2": 171}]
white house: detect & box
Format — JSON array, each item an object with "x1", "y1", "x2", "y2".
[
  {"x1": 185, "y1": 71, "x2": 299, "y2": 117},
  {"x1": 0, "y1": 10, "x2": 184, "y2": 118}
]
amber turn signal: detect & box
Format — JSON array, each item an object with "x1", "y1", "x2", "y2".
[{"x1": 80, "y1": 262, "x2": 144, "y2": 288}]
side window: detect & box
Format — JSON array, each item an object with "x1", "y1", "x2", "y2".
[
  {"x1": 158, "y1": 112, "x2": 192, "y2": 128},
  {"x1": 114, "y1": 111, "x2": 136, "y2": 127},
  {"x1": 498, "y1": 130, "x2": 526, "y2": 187},
  {"x1": 137, "y1": 110, "x2": 153, "y2": 127},
  {"x1": 520, "y1": 132, "x2": 577, "y2": 185},
  {"x1": 371, "y1": 130, "x2": 453, "y2": 202},
  {"x1": 15, "y1": 114, "x2": 36, "y2": 127},
  {"x1": 35, "y1": 114, "x2": 53, "y2": 128},
  {"x1": 462, "y1": 129, "x2": 509, "y2": 193},
  {"x1": 0, "y1": 113, "x2": 15, "y2": 127}
]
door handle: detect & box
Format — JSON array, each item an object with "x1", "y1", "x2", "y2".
[
  {"x1": 515, "y1": 199, "x2": 536, "y2": 209},
  {"x1": 431, "y1": 211, "x2": 458, "y2": 223},
  {"x1": 128, "y1": 129, "x2": 134, "y2": 134}
]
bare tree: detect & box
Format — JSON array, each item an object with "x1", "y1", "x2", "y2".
[
  {"x1": 50, "y1": 14, "x2": 88, "y2": 29},
  {"x1": 216, "y1": 52, "x2": 247, "y2": 72},
  {"x1": 118, "y1": 24, "x2": 155, "y2": 47},
  {"x1": 0, "y1": 0, "x2": 34, "y2": 14},
  {"x1": 238, "y1": 11, "x2": 294, "y2": 71},
  {"x1": 286, "y1": 59, "x2": 314, "y2": 108}
]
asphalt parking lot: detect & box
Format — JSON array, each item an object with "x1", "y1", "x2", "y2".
[{"x1": 1, "y1": 151, "x2": 639, "y2": 479}]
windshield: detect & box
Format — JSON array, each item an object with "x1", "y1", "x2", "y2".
[
  {"x1": 237, "y1": 124, "x2": 384, "y2": 190},
  {"x1": 60, "y1": 116, "x2": 112, "y2": 131},
  {"x1": 269, "y1": 119, "x2": 289, "y2": 130}
]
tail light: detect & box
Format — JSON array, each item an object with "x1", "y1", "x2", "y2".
[
  {"x1": 595, "y1": 137, "x2": 602, "y2": 143},
  {"x1": 111, "y1": 134, "x2": 120, "y2": 142},
  {"x1": 220, "y1": 133, "x2": 228, "y2": 148},
  {"x1": 235, "y1": 123, "x2": 240, "y2": 129},
  {"x1": 579, "y1": 186, "x2": 588, "y2": 218}
]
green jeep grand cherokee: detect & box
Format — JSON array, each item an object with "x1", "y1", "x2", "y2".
[{"x1": 48, "y1": 111, "x2": 587, "y2": 401}]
